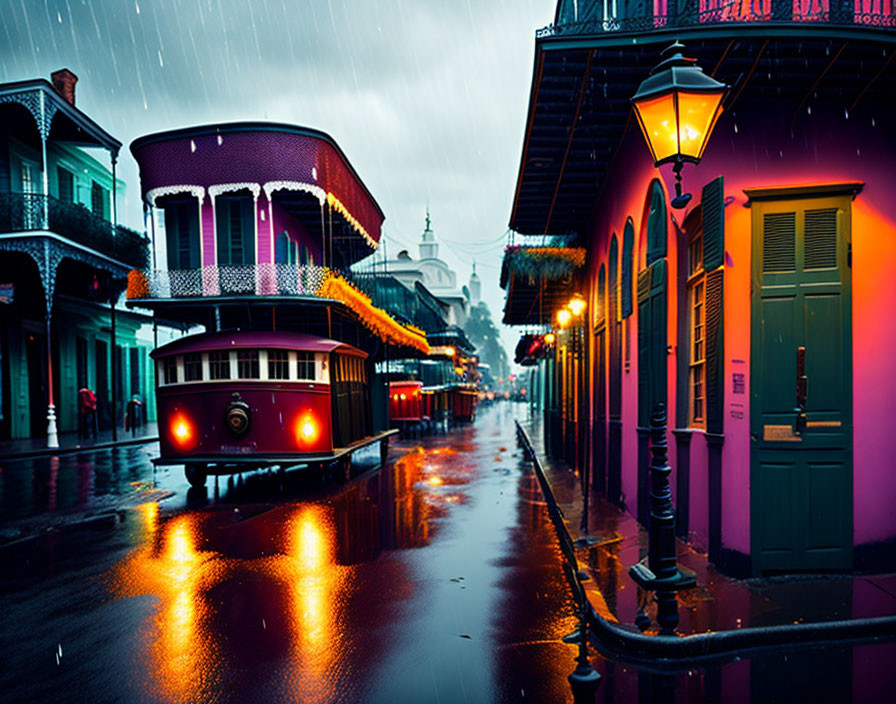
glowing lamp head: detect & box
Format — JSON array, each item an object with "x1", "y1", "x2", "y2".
[
  {"x1": 632, "y1": 42, "x2": 727, "y2": 208},
  {"x1": 445, "y1": 346, "x2": 456, "y2": 357},
  {"x1": 556, "y1": 308, "x2": 572, "y2": 328},
  {"x1": 400, "y1": 393, "x2": 407, "y2": 400},
  {"x1": 568, "y1": 294, "x2": 586, "y2": 317},
  {"x1": 544, "y1": 332, "x2": 556, "y2": 345}
]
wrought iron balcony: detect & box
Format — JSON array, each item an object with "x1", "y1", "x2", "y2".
[
  {"x1": 0, "y1": 191, "x2": 149, "y2": 269},
  {"x1": 128, "y1": 263, "x2": 329, "y2": 299},
  {"x1": 539, "y1": 0, "x2": 895, "y2": 38}
]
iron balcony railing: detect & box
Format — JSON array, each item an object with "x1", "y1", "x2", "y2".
[
  {"x1": 131, "y1": 263, "x2": 329, "y2": 299},
  {"x1": 539, "y1": 0, "x2": 896, "y2": 37},
  {"x1": 0, "y1": 191, "x2": 149, "y2": 269}
]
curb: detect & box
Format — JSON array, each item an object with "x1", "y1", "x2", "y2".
[
  {"x1": 2, "y1": 435, "x2": 159, "y2": 461},
  {"x1": 514, "y1": 420, "x2": 896, "y2": 663}
]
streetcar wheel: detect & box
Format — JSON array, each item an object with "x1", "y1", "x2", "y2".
[{"x1": 185, "y1": 464, "x2": 207, "y2": 488}]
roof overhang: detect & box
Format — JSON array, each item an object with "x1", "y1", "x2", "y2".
[{"x1": 510, "y1": 19, "x2": 896, "y2": 236}]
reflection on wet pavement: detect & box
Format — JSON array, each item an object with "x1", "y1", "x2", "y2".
[{"x1": 4, "y1": 403, "x2": 894, "y2": 703}]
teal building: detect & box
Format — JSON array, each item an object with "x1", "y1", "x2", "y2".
[{"x1": 0, "y1": 70, "x2": 153, "y2": 443}]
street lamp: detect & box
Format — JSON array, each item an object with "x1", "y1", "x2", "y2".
[
  {"x1": 631, "y1": 42, "x2": 728, "y2": 209},
  {"x1": 567, "y1": 293, "x2": 587, "y2": 318},
  {"x1": 556, "y1": 308, "x2": 572, "y2": 328}
]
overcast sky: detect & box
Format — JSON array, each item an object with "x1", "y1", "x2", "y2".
[{"x1": 1, "y1": 0, "x2": 556, "y2": 364}]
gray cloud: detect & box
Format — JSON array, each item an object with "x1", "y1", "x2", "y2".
[{"x1": 1, "y1": 0, "x2": 555, "y2": 359}]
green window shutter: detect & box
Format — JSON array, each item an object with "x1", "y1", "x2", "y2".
[
  {"x1": 215, "y1": 200, "x2": 229, "y2": 266},
  {"x1": 646, "y1": 180, "x2": 668, "y2": 265},
  {"x1": 705, "y1": 268, "x2": 724, "y2": 434},
  {"x1": 57, "y1": 166, "x2": 73, "y2": 203},
  {"x1": 637, "y1": 268, "x2": 650, "y2": 426},
  {"x1": 241, "y1": 197, "x2": 255, "y2": 265},
  {"x1": 621, "y1": 221, "x2": 634, "y2": 318},
  {"x1": 702, "y1": 176, "x2": 725, "y2": 271}
]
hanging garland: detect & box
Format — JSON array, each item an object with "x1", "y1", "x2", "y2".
[
  {"x1": 327, "y1": 193, "x2": 378, "y2": 250},
  {"x1": 126, "y1": 269, "x2": 150, "y2": 299},
  {"x1": 502, "y1": 246, "x2": 586, "y2": 286},
  {"x1": 317, "y1": 271, "x2": 430, "y2": 354}
]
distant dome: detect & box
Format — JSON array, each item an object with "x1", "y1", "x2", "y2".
[{"x1": 397, "y1": 249, "x2": 412, "y2": 260}]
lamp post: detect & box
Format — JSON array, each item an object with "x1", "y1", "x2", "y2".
[
  {"x1": 631, "y1": 41, "x2": 728, "y2": 209},
  {"x1": 628, "y1": 42, "x2": 718, "y2": 634}
]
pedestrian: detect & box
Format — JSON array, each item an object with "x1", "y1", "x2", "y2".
[
  {"x1": 78, "y1": 386, "x2": 98, "y2": 440},
  {"x1": 125, "y1": 394, "x2": 143, "y2": 437}
]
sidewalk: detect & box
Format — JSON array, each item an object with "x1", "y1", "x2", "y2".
[
  {"x1": 516, "y1": 414, "x2": 896, "y2": 661},
  {"x1": 0, "y1": 422, "x2": 159, "y2": 460}
]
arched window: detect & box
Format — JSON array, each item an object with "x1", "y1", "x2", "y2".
[
  {"x1": 646, "y1": 180, "x2": 667, "y2": 266},
  {"x1": 621, "y1": 219, "x2": 634, "y2": 318},
  {"x1": 608, "y1": 234, "x2": 618, "y2": 322},
  {"x1": 596, "y1": 263, "x2": 606, "y2": 326},
  {"x1": 275, "y1": 231, "x2": 298, "y2": 265}
]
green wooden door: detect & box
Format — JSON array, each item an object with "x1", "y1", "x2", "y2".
[{"x1": 750, "y1": 191, "x2": 853, "y2": 573}]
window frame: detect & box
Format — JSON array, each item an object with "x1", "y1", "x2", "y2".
[{"x1": 687, "y1": 220, "x2": 707, "y2": 429}]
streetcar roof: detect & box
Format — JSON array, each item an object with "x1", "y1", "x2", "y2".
[{"x1": 150, "y1": 331, "x2": 367, "y2": 359}]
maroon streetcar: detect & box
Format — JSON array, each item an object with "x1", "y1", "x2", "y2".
[{"x1": 151, "y1": 331, "x2": 383, "y2": 487}]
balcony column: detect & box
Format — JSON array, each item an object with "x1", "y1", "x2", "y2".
[
  {"x1": 39, "y1": 91, "x2": 49, "y2": 230},
  {"x1": 110, "y1": 150, "x2": 118, "y2": 236}
]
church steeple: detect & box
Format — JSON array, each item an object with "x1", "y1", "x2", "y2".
[
  {"x1": 469, "y1": 260, "x2": 481, "y2": 304},
  {"x1": 419, "y1": 208, "x2": 438, "y2": 259}
]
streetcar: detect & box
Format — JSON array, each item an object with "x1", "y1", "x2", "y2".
[{"x1": 152, "y1": 330, "x2": 390, "y2": 487}]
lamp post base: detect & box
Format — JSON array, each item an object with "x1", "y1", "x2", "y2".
[{"x1": 47, "y1": 404, "x2": 59, "y2": 449}]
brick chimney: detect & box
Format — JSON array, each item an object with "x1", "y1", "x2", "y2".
[{"x1": 50, "y1": 69, "x2": 78, "y2": 106}]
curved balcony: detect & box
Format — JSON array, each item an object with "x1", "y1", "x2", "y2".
[
  {"x1": 0, "y1": 191, "x2": 148, "y2": 269},
  {"x1": 540, "y1": 0, "x2": 895, "y2": 38},
  {"x1": 128, "y1": 263, "x2": 329, "y2": 299}
]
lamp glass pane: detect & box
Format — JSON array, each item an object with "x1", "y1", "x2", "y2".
[
  {"x1": 676, "y1": 91, "x2": 725, "y2": 160},
  {"x1": 633, "y1": 92, "x2": 680, "y2": 164}
]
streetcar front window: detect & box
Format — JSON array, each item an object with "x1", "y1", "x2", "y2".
[
  {"x1": 237, "y1": 350, "x2": 260, "y2": 379},
  {"x1": 209, "y1": 351, "x2": 231, "y2": 380},
  {"x1": 184, "y1": 353, "x2": 203, "y2": 382},
  {"x1": 268, "y1": 349, "x2": 289, "y2": 379},
  {"x1": 296, "y1": 352, "x2": 315, "y2": 380},
  {"x1": 163, "y1": 358, "x2": 178, "y2": 385}
]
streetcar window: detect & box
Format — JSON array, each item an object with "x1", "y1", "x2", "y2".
[
  {"x1": 237, "y1": 350, "x2": 260, "y2": 379},
  {"x1": 296, "y1": 352, "x2": 315, "y2": 380},
  {"x1": 268, "y1": 349, "x2": 289, "y2": 379},
  {"x1": 209, "y1": 351, "x2": 231, "y2": 380},
  {"x1": 184, "y1": 353, "x2": 203, "y2": 382},
  {"x1": 163, "y1": 358, "x2": 178, "y2": 385}
]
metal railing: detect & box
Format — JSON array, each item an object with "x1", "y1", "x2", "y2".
[
  {"x1": 132, "y1": 263, "x2": 329, "y2": 299},
  {"x1": 0, "y1": 191, "x2": 149, "y2": 269},
  {"x1": 539, "y1": 0, "x2": 896, "y2": 38}
]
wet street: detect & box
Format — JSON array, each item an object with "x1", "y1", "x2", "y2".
[
  {"x1": 1, "y1": 403, "x2": 580, "y2": 703},
  {"x1": 2, "y1": 403, "x2": 895, "y2": 703}
]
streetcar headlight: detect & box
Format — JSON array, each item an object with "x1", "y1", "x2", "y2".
[
  {"x1": 295, "y1": 413, "x2": 320, "y2": 447},
  {"x1": 170, "y1": 413, "x2": 196, "y2": 450}
]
